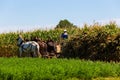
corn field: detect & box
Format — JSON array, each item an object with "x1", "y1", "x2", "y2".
[{"x1": 0, "y1": 23, "x2": 120, "y2": 61}]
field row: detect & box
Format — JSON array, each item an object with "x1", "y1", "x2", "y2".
[{"x1": 0, "y1": 58, "x2": 120, "y2": 80}]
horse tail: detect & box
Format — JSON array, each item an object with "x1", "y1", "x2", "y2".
[{"x1": 36, "y1": 44, "x2": 41, "y2": 57}]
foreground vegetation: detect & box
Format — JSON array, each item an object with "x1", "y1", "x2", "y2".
[{"x1": 0, "y1": 58, "x2": 119, "y2": 80}]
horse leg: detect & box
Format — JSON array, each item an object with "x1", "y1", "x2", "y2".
[
  {"x1": 19, "y1": 48, "x2": 22, "y2": 57},
  {"x1": 37, "y1": 51, "x2": 41, "y2": 58},
  {"x1": 33, "y1": 48, "x2": 41, "y2": 58},
  {"x1": 36, "y1": 45, "x2": 41, "y2": 58},
  {"x1": 32, "y1": 51, "x2": 37, "y2": 57},
  {"x1": 30, "y1": 52, "x2": 33, "y2": 57}
]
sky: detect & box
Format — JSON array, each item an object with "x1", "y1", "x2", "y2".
[{"x1": 0, "y1": 0, "x2": 120, "y2": 33}]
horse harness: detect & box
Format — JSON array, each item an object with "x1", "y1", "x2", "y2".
[{"x1": 21, "y1": 42, "x2": 35, "y2": 52}]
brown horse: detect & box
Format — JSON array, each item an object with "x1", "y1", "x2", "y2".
[
  {"x1": 32, "y1": 37, "x2": 49, "y2": 58},
  {"x1": 38, "y1": 41, "x2": 49, "y2": 58},
  {"x1": 32, "y1": 36, "x2": 62, "y2": 58}
]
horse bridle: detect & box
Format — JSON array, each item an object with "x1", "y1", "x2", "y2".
[{"x1": 17, "y1": 37, "x2": 24, "y2": 47}]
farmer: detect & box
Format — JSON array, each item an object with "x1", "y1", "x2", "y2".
[
  {"x1": 60, "y1": 29, "x2": 68, "y2": 47},
  {"x1": 61, "y1": 29, "x2": 68, "y2": 39}
]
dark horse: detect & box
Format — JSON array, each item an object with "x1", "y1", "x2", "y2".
[{"x1": 46, "y1": 39, "x2": 57, "y2": 58}]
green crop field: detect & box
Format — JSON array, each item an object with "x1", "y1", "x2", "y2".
[{"x1": 0, "y1": 58, "x2": 120, "y2": 80}]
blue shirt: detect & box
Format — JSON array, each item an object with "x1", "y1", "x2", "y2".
[{"x1": 61, "y1": 32, "x2": 68, "y2": 39}]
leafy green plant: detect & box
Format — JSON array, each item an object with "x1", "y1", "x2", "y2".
[{"x1": 0, "y1": 58, "x2": 119, "y2": 80}]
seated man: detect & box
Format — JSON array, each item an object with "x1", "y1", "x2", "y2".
[{"x1": 61, "y1": 29, "x2": 68, "y2": 39}]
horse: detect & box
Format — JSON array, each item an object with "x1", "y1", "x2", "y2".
[
  {"x1": 32, "y1": 37, "x2": 49, "y2": 58},
  {"x1": 38, "y1": 40, "x2": 62, "y2": 58},
  {"x1": 16, "y1": 35, "x2": 41, "y2": 57},
  {"x1": 32, "y1": 36, "x2": 62, "y2": 58},
  {"x1": 46, "y1": 39, "x2": 57, "y2": 58}
]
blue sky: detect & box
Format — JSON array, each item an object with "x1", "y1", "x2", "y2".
[{"x1": 0, "y1": 0, "x2": 120, "y2": 33}]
